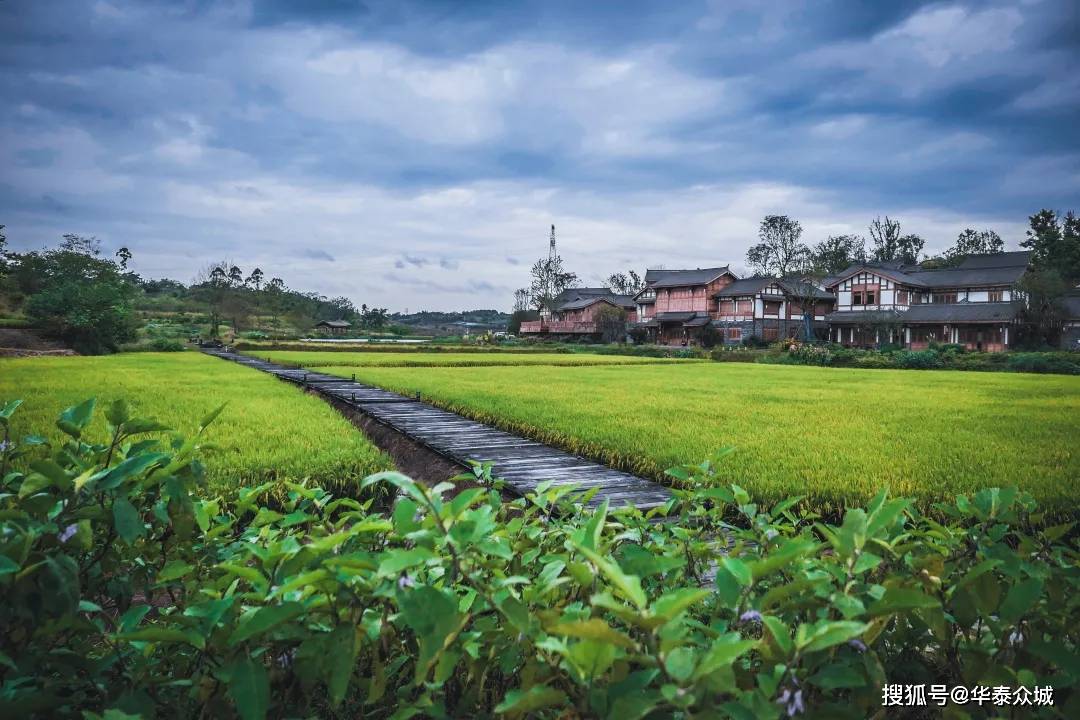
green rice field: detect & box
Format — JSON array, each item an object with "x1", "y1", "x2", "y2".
[
  {"x1": 242, "y1": 350, "x2": 697, "y2": 367},
  {"x1": 314, "y1": 362, "x2": 1080, "y2": 512},
  {"x1": 0, "y1": 353, "x2": 391, "y2": 494}
]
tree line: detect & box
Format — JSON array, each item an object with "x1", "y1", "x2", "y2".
[{"x1": 0, "y1": 231, "x2": 391, "y2": 354}]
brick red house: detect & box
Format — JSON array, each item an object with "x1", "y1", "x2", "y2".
[
  {"x1": 519, "y1": 288, "x2": 636, "y2": 337},
  {"x1": 633, "y1": 267, "x2": 738, "y2": 344}
]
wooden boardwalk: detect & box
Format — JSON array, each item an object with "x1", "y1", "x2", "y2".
[{"x1": 203, "y1": 349, "x2": 672, "y2": 510}]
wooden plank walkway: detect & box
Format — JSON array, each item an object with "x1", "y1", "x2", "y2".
[{"x1": 202, "y1": 349, "x2": 672, "y2": 510}]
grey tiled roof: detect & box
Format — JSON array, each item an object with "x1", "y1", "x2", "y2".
[
  {"x1": 956, "y1": 251, "x2": 1031, "y2": 270},
  {"x1": 683, "y1": 315, "x2": 712, "y2": 327},
  {"x1": 647, "y1": 267, "x2": 732, "y2": 288},
  {"x1": 558, "y1": 296, "x2": 614, "y2": 311},
  {"x1": 824, "y1": 309, "x2": 904, "y2": 324},
  {"x1": 715, "y1": 277, "x2": 773, "y2": 297},
  {"x1": 654, "y1": 311, "x2": 698, "y2": 322},
  {"x1": 826, "y1": 252, "x2": 1030, "y2": 290},
  {"x1": 777, "y1": 278, "x2": 835, "y2": 300},
  {"x1": 827, "y1": 303, "x2": 1017, "y2": 325},
  {"x1": 903, "y1": 266, "x2": 1028, "y2": 288},
  {"x1": 554, "y1": 289, "x2": 637, "y2": 312},
  {"x1": 903, "y1": 302, "x2": 1018, "y2": 323},
  {"x1": 316, "y1": 320, "x2": 351, "y2": 327}
]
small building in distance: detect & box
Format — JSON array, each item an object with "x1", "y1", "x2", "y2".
[{"x1": 313, "y1": 319, "x2": 352, "y2": 336}]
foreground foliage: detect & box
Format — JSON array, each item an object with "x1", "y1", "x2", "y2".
[
  {"x1": 314, "y1": 362, "x2": 1080, "y2": 515},
  {"x1": 2, "y1": 400, "x2": 1077, "y2": 718},
  {"x1": 0, "y1": 353, "x2": 391, "y2": 495}
]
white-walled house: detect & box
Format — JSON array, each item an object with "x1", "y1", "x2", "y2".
[{"x1": 823, "y1": 251, "x2": 1031, "y2": 351}]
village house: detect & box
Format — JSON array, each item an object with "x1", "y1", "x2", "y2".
[
  {"x1": 519, "y1": 288, "x2": 637, "y2": 337},
  {"x1": 823, "y1": 251, "x2": 1032, "y2": 351},
  {"x1": 712, "y1": 277, "x2": 835, "y2": 344},
  {"x1": 633, "y1": 267, "x2": 737, "y2": 344},
  {"x1": 313, "y1": 319, "x2": 351, "y2": 336}
]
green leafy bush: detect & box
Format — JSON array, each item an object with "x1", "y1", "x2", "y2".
[{"x1": 1, "y1": 402, "x2": 1077, "y2": 718}]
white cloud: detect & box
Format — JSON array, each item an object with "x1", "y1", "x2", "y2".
[
  {"x1": 803, "y1": 3, "x2": 1027, "y2": 97},
  {"x1": 251, "y1": 32, "x2": 725, "y2": 154}
]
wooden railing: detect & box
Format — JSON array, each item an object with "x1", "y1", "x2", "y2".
[{"x1": 519, "y1": 320, "x2": 598, "y2": 334}]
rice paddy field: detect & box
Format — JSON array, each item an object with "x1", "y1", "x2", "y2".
[
  {"x1": 241, "y1": 349, "x2": 697, "y2": 367},
  {"x1": 0, "y1": 353, "x2": 392, "y2": 495},
  {"x1": 314, "y1": 361, "x2": 1080, "y2": 513}
]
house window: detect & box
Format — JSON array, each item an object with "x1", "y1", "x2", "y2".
[
  {"x1": 726, "y1": 328, "x2": 742, "y2": 341},
  {"x1": 897, "y1": 290, "x2": 909, "y2": 305},
  {"x1": 865, "y1": 289, "x2": 876, "y2": 305},
  {"x1": 852, "y1": 290, "x2": 864, "y2": 305},
  {"x1": 932, "y1": 292, "x2": 957, "y2": 304},
  {"x1": 764, "y1": 300, "x2": 782, "y2": 315},
  {"x1": 988, "y1": 289, "x2": 1003, "y2": 302}
]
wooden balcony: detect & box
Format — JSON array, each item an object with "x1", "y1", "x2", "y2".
[{"x1": 519, "y1": 320, "x2": 598, "y2": 334}]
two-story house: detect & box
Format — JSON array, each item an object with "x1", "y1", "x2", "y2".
[
  {"x1": 823, "y1": 251, "x2": 1031, "y2": 351},
  {"x1": 712, "y1": 278, "x2": 835, "y2": 345},
  {"x1": 519, "y1": 287, "x2": 637, "y2": 337},
  {"x1": 633, "y1": 267, "x2": 737, "y2": 344}
]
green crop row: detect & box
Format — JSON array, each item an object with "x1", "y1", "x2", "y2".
[
  {"x1": 244, "y1": 350, "x2": 697, "y2": 368},
  {"x1": 316, "y1": 362, "x2": 1080, "y2": 516},
  {"x1": 0, "y1": 353, "x2": 392, "y2": 495}
]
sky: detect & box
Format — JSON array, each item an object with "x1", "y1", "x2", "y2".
[{"x1": 1, "y1": 0, "x2": 1078, "y2": 312}]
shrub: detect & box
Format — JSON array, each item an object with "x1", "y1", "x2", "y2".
[
  {"x1": 1, "y1": 402, "x2": 1076, "y2": 718},
  {"x1": 892, "y1": 349, "x2": 944, "y2": 369},
  {"x1": 120, "y1": 338, "x2": 187, "y2": 352}
]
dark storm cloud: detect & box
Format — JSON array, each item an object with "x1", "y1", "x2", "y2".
[{"x1": 0, "y1": 0, "x2": 1076, "y2": 311}]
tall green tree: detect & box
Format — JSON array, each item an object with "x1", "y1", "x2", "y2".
[
  {"x1": 746, "y1": 215, "x2": 809, "y2": 277},
  {"x1": 869, "y1": 216, "x2": 924, "y2": 264},
  {"x1": 810, "y1": 234, "x2": 866, "y2": 274},
  {"x1": 1022, "y1": 209, "x2": 1080, "y2": 282},
  {"x1": 21, "y1": 236, "x2": 138, "y2": 354}
]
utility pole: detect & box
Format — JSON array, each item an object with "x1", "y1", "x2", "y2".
[{"x1": 543, "y1": 224, "x2": 556, "y2": 315}]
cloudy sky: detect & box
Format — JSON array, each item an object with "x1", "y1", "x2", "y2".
[{"x1": 2, "y1": 0, "x2": 1077, "y2": 311}]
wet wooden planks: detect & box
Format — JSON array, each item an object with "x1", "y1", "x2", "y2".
[{"x1": 202, "y1": 349, "x2": 671, "y2": 510}]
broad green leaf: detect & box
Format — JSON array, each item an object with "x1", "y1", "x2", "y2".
[
  {"x1": 0, "y1": 399, "x2": 23, "y2": 424},
  {"x1": 652, "y1": 588, "x2": 710, "y2": 621},
  {"x1": 694, "y1": 633, "x2": 756, "y2": 680},
  {"x1": 762, "y1": 615, "x2": 793, "y2": 657},
  {"x1": 112, "y1": 497, "x2": 144, "y2": 545},
  {"x1": 800, "y1": 621, "x2": 870, "y2": 653},
  {"x1": 157, "y1": 561, "x2": 193, "y2": 583},
  {"x1": 999, "y1": 578, "x2": 1043, "y2": 625},
  {"x1": 120, "y1": 627, "x2": 205, "y2": 649},
  {"x1": 720, "y1": 557, "x2": 752, "y2": 587},
  {"x1": 229, "y1": 657, "x2": 270, "y2": 720},
  {"x1": 326, "y1": 625, "x2": 358, "y2": 708},
  {"x1": 229, "y1": 602, "x2": 306, "y2": 646},
  {"x1": 546, "y1": 618, "x2": 636, "y2": 649},
  {"x1": 866, "y1": 588, "x2": 940, "y2": 617},
  {"x1": 566, "y1": 639, "x2": 617, "y2": 681},
  {"x1": 105, "y1": 398, "x2": 130, "y2": 427},
  {"x1": 495, "y1": 685, "x2": 568, "y2": 714},
  {"x1": 57, "y1": 398, "x2": 95, "y2": 438},
  {"x1": 575, "y1": 544, "x2": 647, "y2": 610}
]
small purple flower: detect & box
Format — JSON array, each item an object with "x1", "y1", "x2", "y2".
[
  {"x1": 848, "y1": 638, "x2": 867, "y2": 652},
  {"x1": 397, "y1": 574, "x2": 415, "y2": 589},
  {"x1": 787, "y1": 689, "x2": 804, "y2": 716},
  {"x1": 58, "y1": 524, "x2": 78, "y2": 543},
  {"x1": 0, "y1": 440, "x2": 10, "y2": 453},
  {"x1": 739, "y1": 609, "x2": 762, "y2": 623},
  {"x1": 1008, "y1": 630, "x2": 1024, "y2": 646}
]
